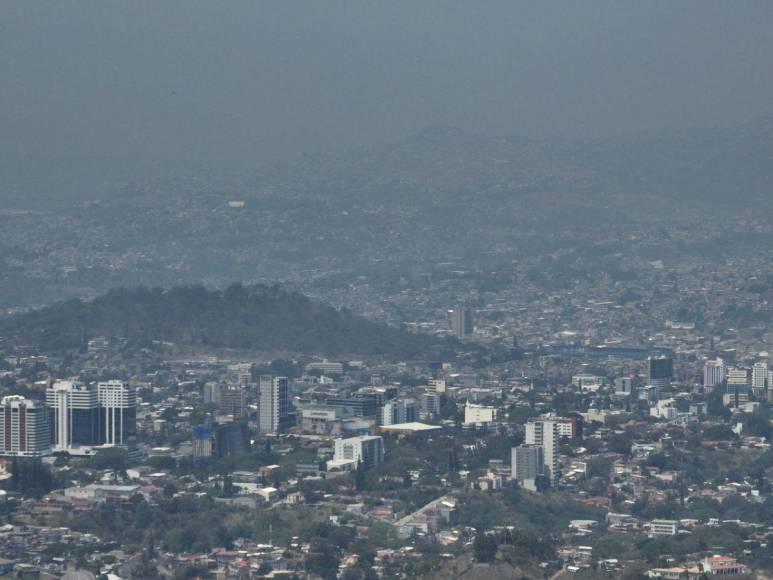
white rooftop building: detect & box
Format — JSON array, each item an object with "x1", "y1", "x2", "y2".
[{"x1": 333, "y1": 435, "x2": 384, "y2": 468}]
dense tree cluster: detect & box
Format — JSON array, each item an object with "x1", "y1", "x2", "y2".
[{"x1": 8, "y1": 460, "x2": 57, "y2": 498}]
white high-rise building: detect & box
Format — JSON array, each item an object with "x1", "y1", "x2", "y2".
[
  {"x1": 703, "y1": 358, "x2": 726, "y2": 388},
  {"x1": 46, "y1": 380, "x2": 100, "y2": 451},
  {"x1": 259, "y1": 376, "x2": 291, "y2": 434},
  {"x1": 525, "y1": 419, "x2": 560, "y2": 486},
  {"x1": 0, "y1": 396, "x2": 51, "y2": 458},
  {"x1": 97, "y1": 381, "x2": 137, "y2": 446},
  {"x1": 511, "y1": 444, "x2": 543, "y2": 492},
  {"x1": 333, "y1": 435, "x2": 384, "y2": 468},
  {"x1": 752, "y1": 362, "x2": 768, "y2": 393}
]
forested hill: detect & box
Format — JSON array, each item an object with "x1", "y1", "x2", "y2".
[{"x1": 0, "y1": 284, "x2": 457, "y2": 358}]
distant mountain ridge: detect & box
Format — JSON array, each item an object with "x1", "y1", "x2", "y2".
[
  {"x1": 0, "y1": 118, "x2": 771, "y2": 312},
  {"x1": 250, "y1": 117, "x2": 773, "y2": 205},
  {"x1": 0, "y1": 284, "x2": 457, "y2": 358},
  {"x1": 2, "y1": 117, "x2": 771, "y2": 210}
]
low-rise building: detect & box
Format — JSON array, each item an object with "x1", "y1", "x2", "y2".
[
  {"x1": 648, "y1": 519, "x2": 678, "y2": 536},
  {"x1": 464, "y1": 403, "x2": 497, "y2": 425},
  {"x1": 701, "y1": 555, "x2": 751, "y2": 576}
]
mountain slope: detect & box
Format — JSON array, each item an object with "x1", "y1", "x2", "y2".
[
  {"x1": 250, "y1": 118, "x2": 773, "y2": 205},
  {"x1": 0, "y1": 284, "x2": 457, "y2": 358}
]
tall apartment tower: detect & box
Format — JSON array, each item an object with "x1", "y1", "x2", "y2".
[
  {"x1": 511, "y1": 444, "x2": 544, "y2": 492},
  {"x1": 451, "y1": 307, "x2": 473, "y2": 340},
  {"x1": 0, "y1": 396, "x2": 52, "y2": 458},
  {"x1": 525, "y1": 419, "x2": 560, "y2": 486},
  {"x1": 47, "y1": 380, "x2": 100, "y2": 451},
  {"x1": 97, "y1": 381, "x2": 137, "y2": 446},
  {"x1": 703, "y1": 358, "x2": 726, "y2": 388},
  {"x1": 752, "y1": 362, "x2": 768, "y2": 395},
  {"x1": 648, "y1": 356, "x2": 673, "y2": 389},
  {"x1": 258, "y1": 376, "x2": 290, "y2": 434}
]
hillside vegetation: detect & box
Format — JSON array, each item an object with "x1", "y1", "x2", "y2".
[{"x1": 0, "y1": 284, "x2": 456, "y2": 358}]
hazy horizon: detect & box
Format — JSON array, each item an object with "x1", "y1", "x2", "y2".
[{"x1": 2, "y1": 1, "x2": 773, "y2": 172}]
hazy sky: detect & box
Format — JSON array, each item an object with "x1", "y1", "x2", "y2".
[{"x1": 1, "y1": 1, "x2": 772, "y2": 169}]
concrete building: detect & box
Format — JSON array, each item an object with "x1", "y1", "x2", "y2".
[
  {"x1": 464, "y1": 403, "x2": 497, "y2": 425},
  {"x1": 525, "y1": 419, "x2": 560, "y2": 486},
  {"x1": 700, "y1": 555, "x2": 750, "y2": 576},
  {"x1": 0, "y1": 396, "x2": 51, "y2": 458},
  {"x1": 325, "y1": 394, "x2": 379, "y2": 419},
  {"x1": 47, "y1": 380, "x2": 100, "y2": 451},
  {"x1": 219, "y1": 386, "x2": 247, "y2": 418},
  {"x1": 648, "y1": 356, "x2": 673, "y2": 389},
  {"x1": 333, "y1": 435, "x2": 384, "y2": 468},
  {"x1": 428, "y1": 378, "x2": 446, "y2": 394},
  {"x1": 97, "y1": 380, "x2": 137, "y2": 447},
  {"x1": 572, "y1": 374, "x2": 602, "y2": 390},
  {"x1": 703, "y1": 358, "x2": 726, "y2": 388},
  {"x1": 300, "y1": 405, "x2": 343, "y2": 435},
  {"x1": 203, "y1": 383, "x2": 222, "y2": 405},
  {"x1": 258, "y1": 376, "x2": 291, "y2": 434},
  {"x1": 511, "y1": 444, "x2": 543, "y2": 492},
  {"x1": 725, "y1": 371, "x2": 750, "y2": 406},
  {"x1": 192, "y1": 425, "x2": 214, "y2": 458},
  {"x1": 649, "y1": 519, "x2": 678, "y2": 536},
  {"x1": 752, "y1": 362, "x2": 768, "y2": 395},
  {"x1": 639, "y1": 384, "x2": 661, "y2": 403},
  {"x1": 382, "y1": 399, "x2": 418, "y2": 426},
  {"x1": 420, "y1": 392, "x2": 442, "y2": 416},
  {"x1": 614, "y1": 376, "x2": 635, "y2": 396},
  {"x1": 214, "y1": 422, "x2": 251, "y2": 457},
  {"x1": 722, "y1": 392, "x2": 749, "y2": 408},
  {"x1": 553, "y1": 416, "x2": 581, "y2": 439},
  {"x1": 305, "y1": 360, "x2": 344, "y2": 375},
  {"x1": 726, "y1": 368, "x2": 749, "y2": 386},
  {"x1": 451, "y1": 307, "x2": 473, "y2": 340}
]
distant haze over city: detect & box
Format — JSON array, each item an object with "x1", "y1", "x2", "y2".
[
  {"x1": 3, "y1": 3, "x2": 773, "y2": 579},
  {"x1": 1, "y1": 1, "x2": 772, "y2": 172}
]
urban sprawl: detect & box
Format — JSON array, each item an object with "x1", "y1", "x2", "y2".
[{"x1": 0, "y1": 300, "x2": 771, "y2": 579}]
